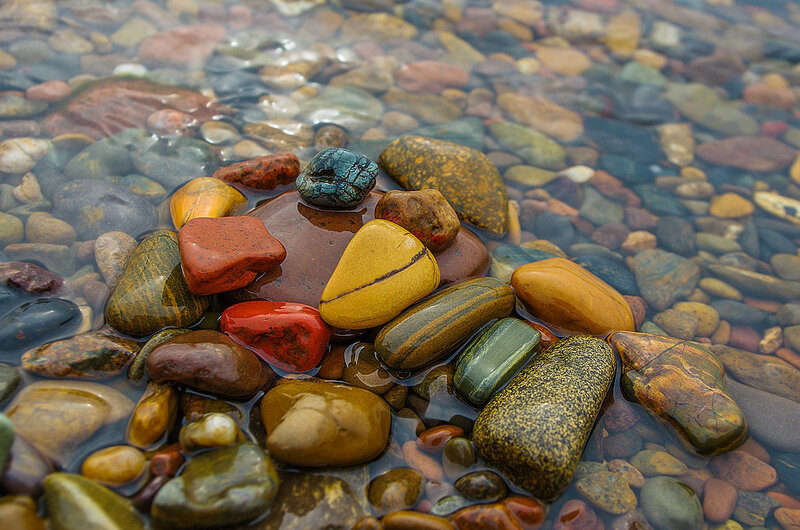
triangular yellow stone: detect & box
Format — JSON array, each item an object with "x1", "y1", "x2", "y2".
[{"x1": 320, "y1": 219, "x2": 440, "y2": 329}]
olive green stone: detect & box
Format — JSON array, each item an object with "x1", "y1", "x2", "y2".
[
  {"x1": 472, "y1": 335, "x2": 616, "y2": 500},
  {"x1": 0, "y1": 363, "x2": 20, "y2": 403},
  {"x1": 576, "y1": 471, "x2": 637, "y2": 514},
  {"x1": 375, "y1": 278, "x2": 515, "y2": 373},
  {"x1": 0, "y1": 413, "x2": 12, "y2": 472},
  {"x1": 489, "y1": 121, "x2": 566, "y2": 170},
  {"x1": 367, "y1": 468, "x2": 424, "y2": 516},
  {"x1": 152, "y1": 442, "x2": 278, "y2": 529},
  {"x1": 454, "y1": 471, "x2": 507, "y2": 502},
  {"x1": 630, "y1": 450, "x2": 688, "y2": 476},
  {"x1": 443, "y1": 437, "x2": 476, "y2": 479},
  {"x1": 378, "y1": 136, "x2": 509, "y2": 237},
  {"x1": 106, "y1": 231, "x2": 209, "y2": 337},
  {"x1": 640, "y1": 476, "x2": 703, "y2": 530},
  {"x1": 454, "y1": 317, "x2": 541, "y2": 406},
  {"x1": 254, "y1": 472, "x2": 367, "y2": 530},
  {"x1": 43, "y1": 473, "x2": 144, "y2": 530}
]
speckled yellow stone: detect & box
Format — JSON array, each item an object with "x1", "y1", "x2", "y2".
[
  {"x1": 378, "y1": 136, "x2": 509, "y2": 237},
  {"x1": 319, "y1": 219, "x2": 440, "y2": 330},
  {"x1": 169, "y1": 177, "x2": 246, "y2": 229},
  {"x1": 511, "y1": 258, "x2": 635, "y2": 335},
  {"x1": 709, "y1": 193, "x2": 754, "y2": 218},
  {"x1": 473, "y1": 335, "x2": 617, "y2": 501}
]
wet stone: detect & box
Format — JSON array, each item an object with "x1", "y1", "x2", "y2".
[
  {"x1": 630, "y1": 450, "x2": 689, "y2": 476},
  {"x1": 21, "y1": 330, "x2": 139, "y2": 379},
  {"x1": 368, "y1": 468, "x2": 424, "y2": 516},
  {"x1": 454, "y1": 471, "x2": 507, "y2": 503},
  {"x1": 573, "y1": 254, "x2": 639, "y2": 296},
  {"x1": 81, "y1": 445, "x2": 146, "y2": 487},
  {"x1": 170, "y1": 177, "x2": 246, "y2": 230},
  {"x1": 640, "y1": 476, "x2": 703, "y2": 530},
  {"x1": 732, "y1": 491, "x2": 780, "y2": 527},
  {"x1": 575, "y1": 471, "x2": 637, "y2": 514},
  {"x1": 152, "y1": 443, "x2": 278, "y2": 529},
  {"x1": 375, "y1": 189, "x2": 461, "y2": 253},
  {"x1": 0, "y1": 262, "x2": 61, "y2": 297},
  {"x1": 0, "y1": 298, "x2": 81, "y2": 352},
  {"x1": 179, "y1": 412, "x2": 242, "y2": 451},
  {"x1": 0, "y1": 363, "x2": 20, "y2": 403},
  {"x1": 213, "y1": 152, "x2": 299, "y2": 190},
  {"x1": 44, "y1": 473, "x2": 144, "y2": 530},
  {"x1": 633, "y1": 248, "x2": 701, "y2": 311},
  {"x1": 296, "y1": 148, "x2": 377, "y2": 208},
  {"x1": 126, "y1": 382, "x2": 178, "y2": 449}
]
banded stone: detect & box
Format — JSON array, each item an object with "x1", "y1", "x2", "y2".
[
  {"x1": 319, "y1": 219, "x2": 440, "y2": 330},
  {"x1": 472, "y1": 335, "x2": 616, "y2": 500},
  {"x1": 375, "y1": 277, "x2": 515, "y2": 373},
  {"x1": 105, "y1": 230, "x2": 210, "y2": 338}
]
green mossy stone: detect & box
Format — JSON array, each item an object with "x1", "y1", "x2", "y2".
[
  {"x1": 43, "y1": 472, "x2": 145, "y2": 530},
  {"x1": 472, "y1": 335, "x2": 617, "y2": 500},
  {"x1": 0, "y1": 363, "x2": 20, "y2": 403},
  {"x1": 375, "y1": 277, "x2": 515, "y2": 373},
  {"x1": 454, "y1": 317, "x2": 541, "y2": 406},
  {"x1": 640, "y1": 476, "x2": 703, "y2": 530},
  {"x1": 152, "y1": 442, "x2": 278, "y2": 529},
  {"x1": 105, "y1": 230, "x2": 209, "y2": 337}
]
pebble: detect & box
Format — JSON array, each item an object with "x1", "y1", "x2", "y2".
[
  {"x1": 21, "y1": 330, "x2": 139, "y2": 379},
  {"x1": 24, "y1": 211, "x2": 76, "y2": 246},
  {"x1": 126, "y1": 382, "x2": 178, "y2": 449},
  {"x1": 454, "y1": 470, "x2": 507, "y2": 502},
  {"x1": 640, "y1": 476, "x2": 704, "y2": 530},
  {"x1": 319, "y1": 219, "x2": 440, "y2": 330},
  {"x1": 673, "y1": 301, "x2": 720, "y2": 337},
  {"x1": 152, "y1": 443, "x2": 278, "y2": 529},
  {"x1": 375, "y1": 189, "x2": 461, "y2": 253},
  {"x1": 221, "y1": 301, "x2": 331, "y2": 373},
  {"x1": 44, "y1": 473, "x2": 144, "y2": 530},
  {"x1": 170, "y1": 177, "x2": 246, "y2": 230},
  {"x1": 0, "y1": 138, "x2": 50, "y2": 174},
  {"x1": 379, "y1": 136, "x2": 508, "y2": 237},
  {"x1": 512, "y1": 257, "x2": 635, "y2": 335},
  {"x1": 490, "y1": 121, "x2": 566, "y2": 170},
  {"x1": 213, "y1": 152, "x2": 299, "y2": 190},
  {"x1": 704, "y1": 478, "x2": 738, "y2": 523},
  {"x1": 553, "y1": 499, "x2": 603, "y2": 530},
  {"x1": 714, "y1": 344, "x2": 800, "y2": 403},
  {"x1": 630, "y1": 450, "x2": 689, "y2": 476},
  {"x1": 709, "y1": 450, "x2": 778, "y2": 492},
  {"x1": 178, "y1": 216, "x2": 286, "y2": 296},
  {"x1": 94, "y1": 231, "x2": 136, "y2": 288},
  {"x1": 724, "y1": 377, "x2": 800, "y2": 453},
  {"x1": 0, "y1": 298, "x2": 81, "y2": 351},
  {"x1": 260, "y1": 380, "x2": 391, "y2": 467},
  {"x1": 81, "y1": 445, "x2": 146, "y2": 486},
  {"x1": 442, "y1": 437, "x2": 476, "y2": 480},
  {"x1": 375, "y1": 277, "x2": 514, "y2": 372},
  {"x1": 179, "y1": 412, "x2": 241, "y2": 451},
  {"x1": 0, "y1": 211, "x2": 23, "y2": 246},
  {"x1": 146, "y1": 330, "x2": 270, "y2": 400},
  {"x1": 733, "y1": 491, "x2": 780, "y2": 526},
  {"x1": 710, "y1": 193, "x2": 755, "y2": 218},
  {"x1": 368, "y1": 468, "x2": 424, "y2": 516},
  {"x1": 296, "y1": 148, "x2": 378, "y2": 208},
  {"x1": 633, "y1": 248, "x2": 701, "y2": 311},
  {"x1": 473, "y1": 335, "x2": 616, "y2": 500},
  {"x1": 105, "y1": 230, "x2": 209, "y2": 337}
]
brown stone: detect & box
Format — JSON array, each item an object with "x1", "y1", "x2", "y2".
[
  {"x1": 708, "y1": 450, "x2": 778, "y2": 491},
  {"x1": 696, "y1": 136, "x2": 796, "y2": 172},
  {"x1": 703, "y1": 478, "x2": 738, "y2": 522},
  {"x1": 375, "y1": 189, "x2": 461, "y2": 252}
]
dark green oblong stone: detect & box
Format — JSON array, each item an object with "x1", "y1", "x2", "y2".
[
  {"x1": 105, "y1": 230, "x2": 209, "y2": 337},
  {"x1": 454, "y1": 317, "x2": 541, "y2": 406}
]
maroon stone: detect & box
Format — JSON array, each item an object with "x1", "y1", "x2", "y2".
[
  {"x1": 41, "y1": 79, "x2": 218, "y2": 140},
  {"x1": 212, "y1": 152, "x2": 300, "y2": 190},
  {"x1": 138, "y1": 24, "x2": 227, "y2": 69},
  {"x1": 553, "y1": 499, "x2": 603, "y2": 530},
  {"x1": 0, "y1": 262, "x2": 64, "y2": 295},
  {"x1": 375, "y1": 189, "x2": 461, "y2": 252},
  {"x1": 178, "y1": 216, "x2": 286, "y2": 296},
  {"x1": 231, "y1": 191, "x2": 490, "y2": 308},
  {"x1": 696, "y1": 136, "x2": 796, "y2": 172}
]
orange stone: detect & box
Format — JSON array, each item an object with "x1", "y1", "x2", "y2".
[{"x1": 511, "y1": 257, "x2": 634, "y2": 334}]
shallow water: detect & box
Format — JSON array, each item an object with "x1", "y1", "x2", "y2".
[{"x1": 1, "y1": 0, "x2": 800, "y2": 528}]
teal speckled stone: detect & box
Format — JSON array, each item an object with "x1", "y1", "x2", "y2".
[
  {"x1": 454, "y1": 318, "x2": 541, "y2": 406},
  {"x1": 296, "y1": 148, "x2": 377, "y2": 208},
  {"x1": 472, "y1": 335, "x2": 616, "y2": 501}
]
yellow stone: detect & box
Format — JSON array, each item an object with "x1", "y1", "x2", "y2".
[
  {"x1": 81, "y1": 445, "x2": 146, "y2": 486},
  {"x1": 511, "y1": 258, "x2": 635, "y2": 335},
  {"x1": 755, "y1": 192, "x2": 800, "y2": 226},
  {"x1": 633, "y1": 49, "x2": 667, "y2": 70},
  {"x1": 709, "y1": 193, "x2": 755, "y2": 219},
  {"x1": 319, "y1": 219, "x2": 440, "y2": 330},
  {"x1": 674, "y1": 301, "x2": 720, "y2": 337},
  {"x1": 606, "y1": 11, "x2": 641, "y2": 57},
  {"x1": 681, "y1": 167, "x2": 707, "y2": 180},
  {"x1": 536, "y1": 46, "x2": 591, "y2": 76},
  {"x1": 763, "y1": 73, "x2": 790, "y2": 90},
  {"x1": 169, "y1": 177, "x2": 246, "y2": 229},
  {"x1": 521, "y1": 239, "x2": 568, "y2": 258},
  {"x1": 790, "y1": 154, "x2": 800, "y2": 186}
]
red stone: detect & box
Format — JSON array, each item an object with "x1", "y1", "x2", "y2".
[
  {"x1": 709, "y1": 450, "x2": 778, "y2": 491},
  {"x1": 25, "y1": 80, "x2": 71, "y2": 103},
  {"x1": 761, "y1": 121, "x2": 789, "y2": 138},
  {"x1": 41, "y1": 79, "x2": 217, "y2": 140},
  {"x1": 178, "y1": 216, "x2": 286, "y2": 296},
  {"x1": 553, "y1": 499, "x2": 603, "y2": 530},
  {"x1": 703, "y1": 478, "x2": 738, "y2": 522},
  {"x1": 503, "y1": 496, "x2": 546, "y2": 530},
  {"x1": 0, "y1": 261, "x2": 65, "y2": 295},
  {"x1": 523, "y1": 321, "x2": 559, "y2": 351},
  {"x1": 451, "y1": 496, "x2": 544, "y2": 530},
  {"x1": 212, "y1": 153, "x2": 300, "y2": 190},
  {"x1": 138, "y1": 24, "x2": 227, "y2": 69},
  {"x1": 416, "y1": 425, "x2": 464, "y2": 454},
  {"x1": 150, "y1": 444, "x2": 184, "y2": 476},
  {"x1": 220, "y1": 301, "x2": 332, "y2": 373},
  {"x1": 696, "y1": 136, "x2": 796, "y2": 172}
]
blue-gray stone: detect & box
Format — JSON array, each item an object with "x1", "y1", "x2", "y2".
[
  {"x1": 296, "y1": 148, "x2": 378, "y2": 208},
  {"x1": 710, "y1": 300, "x2": 771, "y2": 326},
  {"x1": 574, "y1": 255, "x2": 639, "y2": 295},
  {"x1": 635, "y1": 184, "x2": 688, "y2": 217},
  {"x1": 774, "y1": 453, "x2": 800, "y2": 494},
  {"x1": 0, "y1": 298, "x2": 81, "y2": 352}
]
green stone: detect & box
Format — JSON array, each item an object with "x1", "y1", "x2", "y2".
[
  {"x1": 43, "y1": 473, "x2": 144, "y2": 530},
  {"x1": 105, "y1": 230, "x2": 209, "y2": 337},
  {"x1": 472, "y1": 335, "x2": 617, "y2": 500},
  {"x1": 640, "y1": 476, "x2": 703, "y2": 530},
  {"x1": 152, "y1": 442, "x2": 278, "y2": 529},
  {"x1": 630, "y1": 450, "x2": 689, "y2": 476},
  {"x1": 0, "y1": 413, "x2": 13, "y2": 472},
  {"x1": 378, "y1": 136, "x2": 509, "y2": 237},
  {"x1": 375, "y1": 278, "x2": 515, "y2": 373},
  {"x1": 454, "y1": 318, "x2": 541, "y2": 406},
  {"x1": 664, "y1": 83, "x2": 758, "y2": 137},
  {"x1": 489, "y1": 121, "x2": 565, "y2": 170},
  {"x1": 619, "y1": 62, "x2": 668, "y2": 86},
  {"x1": 0, "y1": 363, "x2": 20, "y2": 403},
  {"x1": 576, "y1": 471, "x2": 637, "y2": 515}
]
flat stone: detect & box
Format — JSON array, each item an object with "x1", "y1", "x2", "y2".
[
  {"x1": 379, "y1": 136, "x2": 508, "y2": 237},
  {"x1": 709, "y1": 450, "x2": 778, "y2": 492},
  {"x1": 44, "y1": 473, "x2": 144, "y2": 530},
  {"x1": 512, "y1": 258, "x2": 634, "y2": 335},
  {"x1": 712, "y1": 344, "x2": 800, "y2": 403},
  {"x1": 213, "y1": 152, "x2": 299, "y2": 190},
  {"x1": 21, "y1": 330, "x2": 139, "y2": 379},
  {"x1": 697, "y1": 137, "x2": 796, "y2": 172},
  {"x1": 708, "y1": 264, "x2": 800, "y2": 301},
  {"x1": 633, "y1": 249, "x2": 701, "y2": 311},
  {"x1": 725, "y1": 377, "x2": 800, "y2": 453},
  {"x1": 473, "y1": 335, "x2": 616, "y2": 500},
  {"x1": 260, "y1": 380, "x2": 391, "y2": 467},
  {"x1": 319, "y1": 219, "x2": 440, "y2": 330},
  {"x1": 496, "y1": 92, "x2": 583, "y2": 142},
  {"x1": 178, "y1": 216, "x2": 286, "y2": 296},
  {"x1": 609, "y1": 332, "x2": 748, "y2": 456}
]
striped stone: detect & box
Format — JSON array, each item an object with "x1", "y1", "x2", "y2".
[
  {"x1": 106, "y1": 230, "x2": 209, "y2": 337},
  {"x1": 319, "y1": 219, "x2": 440, "y2": 330},
  {"x1": 375, "y1": 277, "x2": 515, "y2": 373}
]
